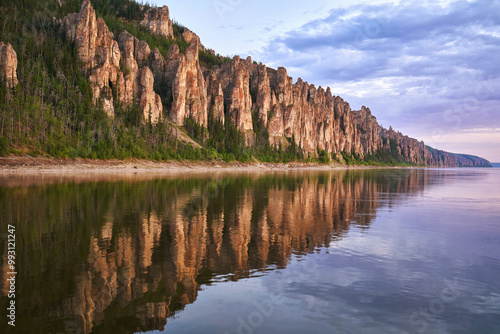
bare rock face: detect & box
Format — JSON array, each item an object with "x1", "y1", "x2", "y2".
[
  {"x1": 140, "y1": 6, "x2": 173, "y2": 39},
  {"x1": 240, "y1": 63, "x2": 363, "y2": 154},
  {"x1": 148, "y1": 47, "x2": 164, "y2": 73},
  {"x1": 165, "y1": 42, "x2": 207, "y2": 127},
  {"x1": 249, "y1": 63, "x2": 271, "y2": 127},
  {"x1": 62, "y1": 0, "x2": 161, "y2": 121},
  {"x1": 135, "y1": 40, "x2": 151, "y2": 67},
  {"x1": 205, "y1": 71, "x2": 225, "y2": 124},
  {"x1": 352, "y1": 106, "x2": 383, "y2": 155},
  {"x1": 182, "y1": 28, "x2": 201, "y2": 47},
  {"x1": 118, "y1": 31, "x2": 162, "y2": 122},
  {"x1": 88, "y1": 18, "x2": 123, "y2": 116},
  {"x1": 139, "y1": 67, "x2": 162, "y2": 123},
  {"x1": 62, "y1": 0, "x2": 98, "y2": 68},
  {"x1": 62, "y1": 0, "x2": 120, "y2": 116},
  {"x1": 215, "y1": 56, "x2": 253, "y2": 135},
  {"x1": 118, "y1": 31, "x2": 140, "y2": 105},
  {"x1": 267, "y1": 67, "x2": 293, "y2": 145},
  {"x1": 0, "y1": 42, "x2": 18, "y2": 88}
]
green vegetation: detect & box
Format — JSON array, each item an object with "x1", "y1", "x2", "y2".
[
  {"x1": 179, "y1": 112, "x2": 305, "y2": 163},
  {"x1": 103, "y1": 15, "x2": 189, "y2": 56},
  {"x1": 249, "y1": 112, "x2": 304, "y2": 163},
  {"x1": 184, "y1": 116, "x2": 207, "y2": 145},
  {"x1": 340, "y1": 140, "x2": 417, "y2": 167},
  {"x1": 91, "y1": 0, "x2": 152, "y2": 21},
  {"x1": 199, "y1": 49, "x2": 231, "y2": 69},
  {"x1": 317, "y1": 148, "x2": 330, "y2": 164},
  {"x1": 206, "y1": 114, "x2": 251, "y2": 162}
]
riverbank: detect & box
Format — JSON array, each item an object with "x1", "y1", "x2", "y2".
[
  {"x1": 0, "y1": 155, "x2": 365, "y2": 175},
  {"x1": 0, "y1": 156, "x2": 382, "y2": 187}
]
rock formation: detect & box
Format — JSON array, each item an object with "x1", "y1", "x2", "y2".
[
  {"x1": 118, "y1": 30, "x2": 162, "y2": 123},
  {"x1": 205, "y1": 71, "x2": 225, "y2": 123},
  {"x1": 161, "y1": 42, "x2": 208, "y2": 126},
  {"x1": 182, "y1": 28, "x2": 201, "y2": 47},
  {"x1": 140, "y1": 5, "x2": 173, "y2": 38},
  {"x1": 139, "y1": 66, "x2": 163, "y2": 123},
  {"x1": 212, "y1": 56, "x2": 254, "y2": 143},
  {"x1": 249, "y1": 62, "x2": 272, "y2": 127},
  {"x1": 62, "y1": 0, "x2": 98, "y2": 68},
  {"x1": 58, "y1": 0, "x2": 491, "y2": 167},
  {"x1": 62, "y1": 0, "x2": 162, "y2": 121},
  {"x1": 0, "y1": 42, "x2": 18, "y2": 88}
]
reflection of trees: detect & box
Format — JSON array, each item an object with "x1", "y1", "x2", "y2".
[{"x1": 0, "y1": 169, "x2": 435, "y2": 333}]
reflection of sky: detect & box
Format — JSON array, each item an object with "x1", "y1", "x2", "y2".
[{"x1": 160, "y1": 169, "x2": 500, "y2": 334}]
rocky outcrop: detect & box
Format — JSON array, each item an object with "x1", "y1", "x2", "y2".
[
  {"x1": 164, "y1": 43, "x2": 489, "y2": 166},
  {"x1": 352, "y1": 119, "x2": 492, "y2": 167},
  {"x1": 148, "y1": 47, "x2": 164, "y2": 73},
  {"x1": 118, "y1": 31, "x2": 162, "y2": 122},
  {"x1": 0, "y1": 42, "x2": 18, "y2": 88},
  {"x1": 62, "y1": 0, "x2": 119, "y2": 116},
  {"x1": 117, "y1": 31, "x2": 140, "y2": 105},
  {"x1": 139, "y1": 67, "x2": 163, "y2": 123},
  {"x1": 164, "y1": 42, "x2": 208, "y2": 126},
  {"x1": 220, "y1": 59, "x2": 364, "y2": 153},
  {"x1": 140, "y1": 5, "x2": 173, "y2": 39},
  {"x1": 353, "y1": 106, "x2": 383, "y2": 154},
  {"x1": 89, "y1": 17, "x2": 123, "y2": 116},
  {"x1": 182, "y1": 28, "x2": 200, "y2": 47},
  {"x1": 441, "y1": 152, "x2": 491, "y2": 167},
  {"x1": 62, "y1": 0, "x2": 162, "y2": 121},
  {"x1": 213, "y1": 56, "x2": 254, "y2": 142},
  {"x1": 249, "y1": 62, "x2": 271, "y2": 127},
  {"x1": 62, "y1": 0, "x2": 98, "y2": 68},
  {"x1": 205, "y1": 71, "x2": 225, "y2": 123}
]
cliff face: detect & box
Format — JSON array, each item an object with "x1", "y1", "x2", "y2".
[
  {"x1": 49, "y1": 1, "x2": 491, "y2": 166},
  {"x1": 140, "y1": 5, "x2": 173, "y2": 38},
  {"x1": 165, "y1": 42, "x2": 208, "y2": 126},
  {"x1": 62, "y1": 0, "x2": 162, "y2": 121},
  {"x1": 0, "y1": 41, "x2": 18, "y2": 88},
  {"x1": 213, "y1": 56, "x2": 254, "y2": 141}
]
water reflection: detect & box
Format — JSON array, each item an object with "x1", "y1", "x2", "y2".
[{"x1": 0, "y1": 169, "x2": 446, "y2": 333}]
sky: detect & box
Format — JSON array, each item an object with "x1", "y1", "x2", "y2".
[{"x1": 156, "y1": 0, "x2": 500, "y2": 162}]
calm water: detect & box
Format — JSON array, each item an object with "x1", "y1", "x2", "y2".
[{"x1": 1, "y1": 168, "x2": 500, "y2": 333}]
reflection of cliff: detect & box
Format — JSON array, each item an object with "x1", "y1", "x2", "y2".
[
  {"x1": 57, "y1": 214, "x2": 165, "y2": 333},
  {"x1": 0, "y1": 170, "x2": 437, "y2": 333}
]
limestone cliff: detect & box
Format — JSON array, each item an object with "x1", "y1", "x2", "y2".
[
  {"x1": 140, "y1": 5, "x2": 173, "y2": 38},
  {"x1": 0, "y1": 42, "x2": 18, "y2": 88},
  {"x1": 57, "y1": 0, "x2": 490, "y2": 167},
  {"x1": 205, "y1": 71, "x2": 225, "y2": 123},
  {"x1": 213, "y1": 56, "x2": 253, "y2": 138},
  {"x1": 164, "y1": 42, "x2": 208, "y2": 126},
  {"x1": 62, "y1": 0, "x2": 162, "y2": 122}
]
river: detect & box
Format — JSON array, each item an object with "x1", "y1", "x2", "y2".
[{"x1": 1, "y1": 168, "x2": 499, "y2": 333}]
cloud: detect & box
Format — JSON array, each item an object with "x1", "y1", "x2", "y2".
[{"x1": 249, "y1": 0, "x2": 500, "y2": 160}]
